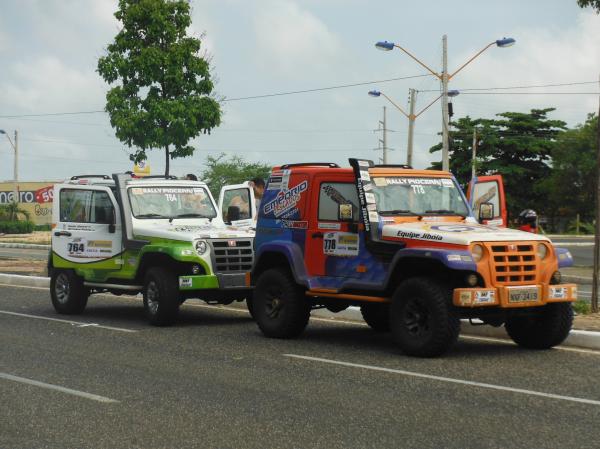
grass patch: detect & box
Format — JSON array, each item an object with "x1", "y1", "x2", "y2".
[{"x1": 572, "y1": 300, "x2": 591, "y2": 315}]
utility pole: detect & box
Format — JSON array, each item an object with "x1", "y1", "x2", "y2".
[
  {"x1": 592, "y1": 74, "x2": 600, "y2": 313},
  {"x1": 407, "y1": 88, "x2": 416, "y2": 167},
  {"x1": 379, "y1": 106, "x2": 388, "y2": 164},
  {"x1": 0, "y1": 129, "x2": 18, "y2": 201},
  {"x1": 441, "y1": 34, "x2": 450, "y2": 172},
  {"x1": 471, "y1": 126, "x2": 477, "y2": 179}
]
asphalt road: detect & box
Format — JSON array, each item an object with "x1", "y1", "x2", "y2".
[
  {"x1": 2, "y1": 285, "x2": 600, "y2": 449},
  {"x1": 552, "y1": 236, "x2": 594, "y2": 267},
  {"x1": 0, "y1": 247, "x2": 49, "y2": 261}
]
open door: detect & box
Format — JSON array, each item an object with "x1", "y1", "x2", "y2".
[
  {"x1": 466, "y1": 175, "x2": 507, "y2": 227},
  {"x1": 218, "y1": 182, "x2": 256, "y2": 226}
]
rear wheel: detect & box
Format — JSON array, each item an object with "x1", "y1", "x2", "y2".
[
  {"x1": 143, "y1": 267, "x2": 180, "y2": 326},
  {"x1": 50, "y1": 270, "x2": 88, "y2": 314},
  {"x1": 505, "y1": 303, "x2": 573, "y2": 349},
  {"x1": 360, "y1": 303, "x2": 390, "y2": 332},
  {"x1": 390, "y1": 277, "x2": 459, "y2": 357},
  {"x1": 253, "y1": 268, "x2": 310, "y2": 338}
]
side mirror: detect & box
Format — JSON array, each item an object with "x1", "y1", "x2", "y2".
[
  {"x1": 338, "y1": 203, "x2": 354, "y2": 222},
  {"x1": 227, "y1": 205, "x2": 241, "y2": 223},
  {"x1": 479, "y1": 202, "x2": 494, "y2": 221}
]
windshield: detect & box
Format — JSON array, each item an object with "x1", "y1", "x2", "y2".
[
  {"x1": 128, "y1": 186, "x2": 217, "y2": 219},
  {"x1": 371, "y1": 176, "x2": 469, "y2": 217}
]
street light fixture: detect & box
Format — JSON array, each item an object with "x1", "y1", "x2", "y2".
[
  {"x1": 375, "y1": 36, "x2": 515, "y2": 171},
  {"x1": 369, "y1": 89, "x2": 460, "y2": 166}
]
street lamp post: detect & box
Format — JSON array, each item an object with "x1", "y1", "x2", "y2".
[
  {"x1": 0, "y1": 129, "x2": 19, "y2": 201},
  {"x1": 375, "y1": 36, "x2": 515, "y2": 171},
  {"x1": 369, "y1": 89, "x2": 459, "y2": 167}
]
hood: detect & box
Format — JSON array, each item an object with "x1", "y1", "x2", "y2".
[
  {"x1": 133, "y1": 219, "x2": 255, "y2": 242},
  {"x1": 381, "y1": 221, "x2": 549, "y2": 246}
]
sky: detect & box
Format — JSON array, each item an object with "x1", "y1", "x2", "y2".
[{"x1": 0, "y1": 0, "x2": 599, "y2": 182}]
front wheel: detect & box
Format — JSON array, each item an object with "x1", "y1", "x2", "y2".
[
  {"x1": 253, "y1": 268, "x2": 310, "y2": 338},
  {"x1": 505, "y1": 303, "x2": 573, "y2": 349},
  {"x1": 143, "y1": 267, "x2": 180, "y2": 326},
  {"x1": 50, "y1": 270, "x2": 88, "y2": 314},
  {"x1": 390, "y1": 277, "x2": 459, "y2": 357}
]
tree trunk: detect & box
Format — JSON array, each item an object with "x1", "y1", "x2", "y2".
[{"x1": 165, "y1": 145, "x2": 170, "y2": 177}]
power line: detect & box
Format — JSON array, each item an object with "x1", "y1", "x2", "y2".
[
  {"x1": 418, "y1": 80, "x2": 599, "y2": 93},
  {"x1": 221, "y1": 74, "x2": 433, "y2": 102}
]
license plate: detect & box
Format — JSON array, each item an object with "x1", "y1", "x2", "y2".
[{"x1": 508, "y1": 287, "x2": 538, "y2": 303}]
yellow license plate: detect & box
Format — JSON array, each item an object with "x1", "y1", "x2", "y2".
[{"x1": 508, "y1": 287, "x2": 538, "y2": 303}]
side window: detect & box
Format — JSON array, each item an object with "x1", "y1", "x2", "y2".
[
  {"x1": 60, "y1": 189, "x2": 114, "y2": 224},
  {"x1": 91, "y1": 191, "x2": 115, "y2": 224},
  {"x1": 318, "y1": 182, "x2": 359, "y2": 222},
  {"x1": 60, "y1": 189, "x2": 92, "y2": 223},
  {"x1": 222, "y1": 188, "x2": 251, "y2": 221},
  {"x1": 473, "y1": 181, "x2": 500, "y2": 218}
]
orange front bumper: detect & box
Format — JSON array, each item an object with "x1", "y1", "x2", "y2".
[{"x1": 453, "y1": 284, "x2": 577, "y2": 308}]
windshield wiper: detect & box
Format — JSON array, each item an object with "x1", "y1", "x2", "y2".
[
  {"x1": 174, "y1": 213, "x2": 214, "y2": 219},
  {"x1": 425, "y1": 209, "x2": 466, "y2": 217},
  {"x1": 378, "y1": 209, "x2": 419, "y2": 216},
  {"x1": 136, "y1": 213, "x2": 169, "y2": 219}
]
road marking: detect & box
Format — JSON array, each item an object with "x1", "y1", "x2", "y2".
[
  {"x1": 0, "y1": 372, "x2": 118, "y2": 403},
  {"x1": 459, "y1": 335, "x2": 600, "y2": 355},
  {"x1": 284, "y1": 354, "x2": 600, "y2": 406},
  {"x1": 0, "y1": 310, "x2": 138, "y2": 333}
]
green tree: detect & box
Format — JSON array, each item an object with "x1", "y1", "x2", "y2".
[
  {"x1": 200, "y1": 154, "x2": 271, "y2": 197},
  {"x1": 0, "y1": 201, "x2": 30, "y2": 222},
  {"x1": 541, "y1": 113, "x2": 598, "y2": 221},
  {"x1": 577, "y1": 0, "x2": 600, "y2": 13},
  {"x1": 97, "y1": 0, "x2": 221, "y2": 176},
  {"x1": 430, "y1": 109, "x2": 566, "y2": 219}
]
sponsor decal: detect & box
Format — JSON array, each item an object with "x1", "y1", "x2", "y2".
[
  {"x1": 386, "y1": 177, "x2": 454, "y2": 187},
  {"x1": 323, "y1": 232, "x2": 360, "y2": 257},
  {"x1": 66, "y1": 238, "x2": 113, "y2": 258},
  {"x1": 430, "y1": 225, "x2": 480, "y2": 233},
  {"x1": 396, "y1": 230, "x2": 443, "y2": 241},
  {"x1": 263, "y1": 180, "x2": 308, "y2": 217},
  {"x1": 281, "y1": 220, "x2": 308, "y2": 229}
]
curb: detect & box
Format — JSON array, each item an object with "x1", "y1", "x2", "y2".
[
  {"x1": 0, "y1": 273, "x2": 50, "y2": 288},
  {"x1": 1, "y1": 273, "x2": 599, "y2": 351},
  {"x1": 0, "y1": 242, "x2": 50, "y2": 250}
]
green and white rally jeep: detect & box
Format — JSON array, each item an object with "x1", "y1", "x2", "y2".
[{"x1": 48, "y1": 174, "x2": 256, "y2": 325}]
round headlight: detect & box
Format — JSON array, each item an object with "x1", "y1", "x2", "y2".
[
  {"x1": 195, "y1": 240, "x2": 208, "y2": 255},
  {"x1": 471, "y1": 244, "x2": 484, "y2": 263},
  {"x1": 537, "y1": 243, "x2": 548, "y2": 260}
]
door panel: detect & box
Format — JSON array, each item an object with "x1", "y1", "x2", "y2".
[
  {"x1": 305, "y1": 178, "x2": 360, "y2": 277},
  {"x1": 467, "y1": 175, "x2": 507, "y2": 227},
  {"x1": 53, "y1": 186, "x2": 123, "y2": 269}
]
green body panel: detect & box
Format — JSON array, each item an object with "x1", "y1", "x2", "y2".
[{"x1": 52, "y1": 236, "x2": 214, "y2": 288}]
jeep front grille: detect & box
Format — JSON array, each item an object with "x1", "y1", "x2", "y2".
[
  {"x1": 486, "y1": 242, "x2": 537, "y2": 286},
  {"x1": 209, "y1": 239, "x2": 254, "y2": 273}
]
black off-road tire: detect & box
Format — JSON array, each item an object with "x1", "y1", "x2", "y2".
[
  {"x1": 505, "y1": 303, "x2": 573, "y2": 349},
  {"x1": 245, "y1": 291, "x2": 255, "y2": 319},
  {"x1": 50, "y1": 269, "x2": 89, "y2": 314},
  {"x1": 143, "y1": 267, "x2": 181, "y2": 326},
  {"x1": 253, "y1": 268, "x2": 310, "y2": 338},
  {"x1": 360, "y1": 303, "x2": 390, "y2": 332},
  {"x1": 390, "y1": 277, "x2": 460, "y2": 357}
]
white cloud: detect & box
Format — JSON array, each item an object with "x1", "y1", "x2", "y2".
[
  {"x1": 253, "y1": 0, "x2": 342, "y2": 77},
  {"x1": 0, "y1": 56, "x2": 105, "y2": 113}
]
